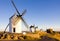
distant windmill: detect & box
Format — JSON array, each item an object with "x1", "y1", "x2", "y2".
[{"x1": 4, "y1": 0, "x2": 29, "y2": 33}]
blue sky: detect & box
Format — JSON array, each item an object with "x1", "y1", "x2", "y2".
[{"x1": 0, "y1": 0, "x2": 60, "y2": 31}]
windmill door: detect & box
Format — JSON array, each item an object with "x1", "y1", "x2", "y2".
[{"x1": 13, "y1": 28, "x2": 15, "y2": 33}]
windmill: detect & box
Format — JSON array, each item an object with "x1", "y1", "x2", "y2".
[{"x1": 4, "y1": 0, "x2": 29, "y2": 33}]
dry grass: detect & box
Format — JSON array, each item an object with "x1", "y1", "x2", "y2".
[{"x1": 0, "y1": 31, "x2": 60, "y2": 41}]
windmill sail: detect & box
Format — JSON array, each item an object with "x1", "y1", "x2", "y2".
[
  {"x1": 4, "y1": 23, "x2": 9, "y2": 33},
  {"x1": 11, "y1": 0, "x2": 20, "y2": 15},
  {"x1": 11, "y1": 0, "x2": 29, "y2": 28}
]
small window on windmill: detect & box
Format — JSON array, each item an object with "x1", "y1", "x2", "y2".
[{"x1": 13, "y1": 28, "x2": 15, "y2": 32}]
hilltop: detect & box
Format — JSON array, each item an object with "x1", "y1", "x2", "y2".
[{"x1": 0, "y1": 29, "x2": 60, "y2": 41}]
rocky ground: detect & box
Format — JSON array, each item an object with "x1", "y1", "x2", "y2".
[{"x1": 0, "y1": 31, "x2": 60, "y2": 41}]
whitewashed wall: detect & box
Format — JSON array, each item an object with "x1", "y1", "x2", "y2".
[{"x1": 9, "y1": 19, "x2": 22, "y2": 33}]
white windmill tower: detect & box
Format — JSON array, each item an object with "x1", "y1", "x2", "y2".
[
  {"x1": 9, "y1": 13, "x2": 23, "y2": 33},
  {"x1": 4, "y1": 0, "x2": 29, "y2": 33}
]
